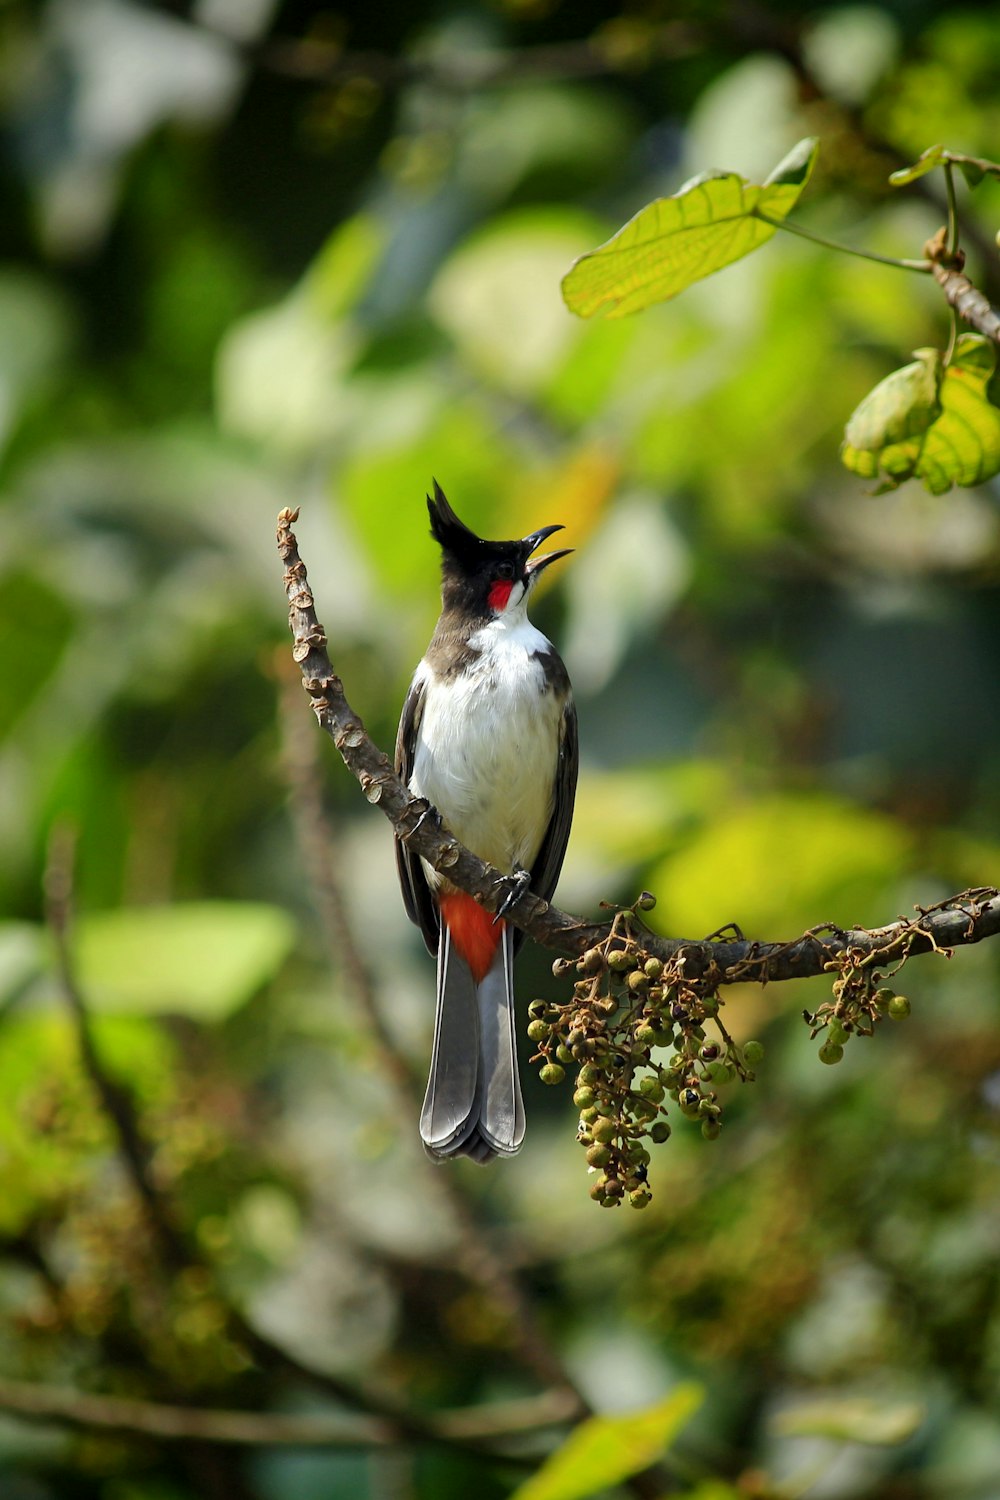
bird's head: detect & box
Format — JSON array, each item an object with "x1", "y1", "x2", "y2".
[{"x1": 427, "y1": 480, "x2": 572, "y2": 619}]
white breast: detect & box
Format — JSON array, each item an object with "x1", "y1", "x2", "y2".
[{"x1": 410, "y1": 616, "x2": 562, "y2": 877}]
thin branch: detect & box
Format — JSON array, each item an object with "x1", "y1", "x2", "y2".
[
  {"x1": 237, "y1": 22, "x2": 700, "y2": 93},
  {"x1": 276, "y1": 508, "x2": 1000, "y2": 985},
  {"x1": 0, "y1": 1376, "x2": 579, "y2": 1450}
]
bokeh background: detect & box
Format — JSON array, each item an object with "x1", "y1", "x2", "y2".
[{"x1": 3, "y1": 1, "x2": 1000, "y2": 1497}]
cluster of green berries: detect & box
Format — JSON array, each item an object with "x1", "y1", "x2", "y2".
[
  {"x1": 528, "y1": 902, "x2": 764, "y2": 1209},
  {"x1": 806, "y1": 967, "x2": 912, "y2": 1065}
]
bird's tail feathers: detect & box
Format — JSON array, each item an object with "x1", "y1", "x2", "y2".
[{"x1": 420, "y1": 921, "x2": 524, "y2": 1163}]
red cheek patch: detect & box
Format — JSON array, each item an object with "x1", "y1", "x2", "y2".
[{"x1": 488, "y1": 580, "x2": 513, "y2": 611}]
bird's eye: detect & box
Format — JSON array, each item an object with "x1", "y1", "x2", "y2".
[{"x1": 496, "y1": 562, "x2": 515, "y2": 580}]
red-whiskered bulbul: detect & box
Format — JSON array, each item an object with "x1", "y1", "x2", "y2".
[{"x1": 395, "y1": 482, "x2": 578, "y2": 1163}]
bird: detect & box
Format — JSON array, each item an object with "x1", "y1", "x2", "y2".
[{"x1": 395, "y1": 482, "x2": 578, "y2": 1163}]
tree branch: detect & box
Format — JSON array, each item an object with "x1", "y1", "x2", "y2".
[
  {"x1": 0, "y1": 1376, "x2": 579, "y2": 1450},
  {"x1": 932, "y1": 261, "x2": 1000, "y2": 344},
  {"x1": 277, "y1": 507, "x2": 1000, "y2": 986}
]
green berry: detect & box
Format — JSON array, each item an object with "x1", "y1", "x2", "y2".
[
  {"x1": 528, "y1": 999, "x2": 546, "y2": 1020},
  {"x1": 636, "y1": 892, "x2": 657, "y2": 911},
  {"x1": 578, "y1": 1063, "x2": 602, "y2": 1085},
  {"x1": 635, "y1": 1025, "x2": 658, "y2": 1048},
  {"x1": 591, "y1": 1117, "x2": 617, "y2": 1143},
  {"x1": 874, "y1": 988, "x2": 895, "y2": 1012},
  {"x1": 586, "y1": 1143, "x2": 612, "y2": 1168},
  {"x1": 638, "y1": 1077, "x2": 665, "y2": 1103},
  {"x1": 556, "y1": 1044, "x2": 574, "y2": 1065},
  {"x1": 742, "y1": 1040, "x2": 765, "y2": 1065},
  {"x1": 627, "y1": 970, "x2": 649, "y2": 994},
  {"x1": 827, "y1": 1020, "x2": 849, "y2": 1046},
  {"x1": 579, "y1": 1106, "x2": 598, "y2": 1124},
  {"x1": 644, "y1": 957, "x2": 663, "y2": 979},
  {"x1": 527, "y1": 1019, "x2": 549, "y2": 1042},
  {"x1": 649, "y1": 1121, "x2": 671, "y2": 1144},
  {"x1": 599, "y1": 1196, "x2": 619, "y2": 1208},
  {"x1": 818, "y1": 1041, "x2": 844, "y2": 1065},
  {"x1": 888, "y1": 995, "x2": 911, "y2": 1020},
  {"x1": 581, "y1": 947, "x2": 605, "y2": 974},
  {"x1": 589, "y1": 1181, "x2": 606, "y2": 1202},
  {"x1": 629, "y1": 1187, "x2": 653, "y2": 1209},
  {"x1": 539, "y1": 1063, "x2": 565, "y2": 1086},
  {"x1": 608, "y1": 950, "x2": 632, "y2": 973},
  {"x1": 573, "y1": 1086, "x2": 596, "y2": 1110},
  {"x1": 701, "y1": 1118, "x2": 721, "y2": 1141}
]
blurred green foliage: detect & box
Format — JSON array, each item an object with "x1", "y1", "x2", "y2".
[{"x1": 2, "y1": 1, "x2": 1000, "y2": 1498}]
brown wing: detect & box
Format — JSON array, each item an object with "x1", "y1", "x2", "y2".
[
  {"x1": 394, "y1": 672, "x2": 440, "y2": 956},
  {"x1": 518, "y1": 692, "x2": 578, "y2": 957}
]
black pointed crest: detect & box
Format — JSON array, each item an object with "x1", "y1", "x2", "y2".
[{"x1": 426, "y1": 480, "x2": 491, "y2": 568}]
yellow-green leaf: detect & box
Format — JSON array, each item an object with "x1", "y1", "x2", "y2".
[
  {"x1": 888, "y1": 144, "x2": 947, "y2": 186},
  {"x1": 561, "y1": 137, "x2": 817, "y2": 319},
  {"x1": 509, "y1": 1385, "x2": 702, "y2": 1500},
  {"x1": 775, "y1": 1396, "x2": 925, "y2": 1446},
  {"x1": 842, "y1": 334, "x2": 1000, "y2": 493}
]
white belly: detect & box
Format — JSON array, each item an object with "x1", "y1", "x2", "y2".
[{"x1": 411, "y1": 623, "x2": 561, "y2": 876}]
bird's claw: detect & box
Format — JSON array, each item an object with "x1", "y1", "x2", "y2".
[{"x1": 494, "y1": 867, "x2": 531, "y2": 923}]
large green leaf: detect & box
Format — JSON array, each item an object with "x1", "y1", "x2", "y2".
[
  {"x1": 842, "y1": 334, "x2": 1000, "y2": 493},
  {"x1": 508, "y1": 1385, "x2": 702, "y2": 1500},
  {"x1": 649, "y1": 793, "x2": 909, "y2": 938},
  {"x1": 74, "y1": 903, "x2": 297, "y2": 1021},
  {"x1": 561, "y1": 138, "x2": 817, "y2": 319}
]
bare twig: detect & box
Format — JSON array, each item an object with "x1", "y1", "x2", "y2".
[
  {"x1": 241, "y1": 22, "x2": 699, "y2": 92},
  {"x1": 276, "y1": 508, "x2": 1000, "y2": 984},
  {"x1": 0, "y1": 1376, "x2": 580, "y2": 1449}
]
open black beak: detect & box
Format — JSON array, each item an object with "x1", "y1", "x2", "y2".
[{"x1": 523, "y1": 523, "x2": 574, "y2": 577}]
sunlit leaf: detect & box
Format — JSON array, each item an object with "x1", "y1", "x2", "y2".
[
  {"x1": 75, "y1": 903, "x2": 297, "y2": 1020},
  {"x1": 888, "y1": 143, "x2": 947, "y2": 186},
  {"x1": 841, "y1": 348, "x2": 943, "y2": 454},
  {"x1": 775, "y1": 1396, "x2": 925, "y2": 1446},
  {"x1": 842, "y1": 334, "x2": 1000, "y2": 493},
  {"x1": 650, "y1": 793, "x2": 910, "y2": 937},
  {"x1": 509, "y1": 1385, "x2": 702, "y2": 1500},
  {"x1": 888, "y1": 145, "x2": 1000, "y2": 190},
  {"x1": 561, "y1": 137, "x2": 818, "y2": 319}
]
